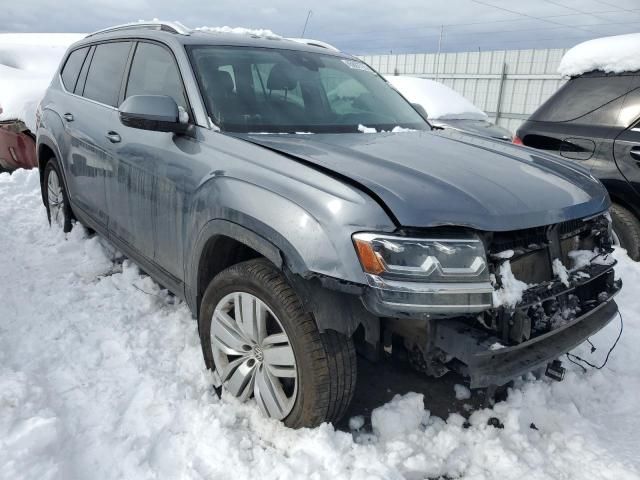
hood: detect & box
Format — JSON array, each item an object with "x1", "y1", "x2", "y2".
[
  {"x1": 434, "y1": 119, "x2": 513, "y2": 142},
  {"x1": 234, "y1": 130, "x2": 609, "y2": 231}
]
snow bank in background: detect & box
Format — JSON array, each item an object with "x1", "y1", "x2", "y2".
[
  {"x1": 2, "y1": 169, "x2": 640, "y2": 479},
  {"x1": 385, "y1": 75, "x2": 488, "y2": 120},
  {"x1": 0, "y1": 34, "x2": 83, "y2": 130},
  {"x1": 196, "y1": 26, "x2": 281, "y2": 39},
  {"x1": 558, "y1": 33, "x2": 640, "y2": 77}
]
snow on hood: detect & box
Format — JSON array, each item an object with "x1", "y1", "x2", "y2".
[
  {"x1": 558, "y1": 33, "x2": 640, "y2": 77},
  {"x1": 0, "y1": 33, "x2": 84, "y2": 131},
  {"x1": 385, "y1": 75, "x2": 487, "y2": 121}
]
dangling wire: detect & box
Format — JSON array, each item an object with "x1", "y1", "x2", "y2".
[{"x1": 566, "y1": 311, "x2": 624, "y2": 371}]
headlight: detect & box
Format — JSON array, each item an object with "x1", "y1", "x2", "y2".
[
  {"x1": 352, "y1": 232, "x2": 493, "y2": 315},
  {"x1": 352, "y1": 232, "x2": 489, "y2": 283}
]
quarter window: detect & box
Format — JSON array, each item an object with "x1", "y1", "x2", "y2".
[
  {"x1": 83, "y1": 42, "x2": 132, "y2": 107},
  {"x1": 530, "y1": 74, "x2": 636, "y2": 123},
  {"x1": 125, "y1": 42, "x2": 187, "y2": 109},
  {"x1": 60, "y1": 47, "x2": 89, "y2": 92}
]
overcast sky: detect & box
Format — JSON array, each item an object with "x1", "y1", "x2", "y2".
[{"x1": 2, "y1": 0, "x2": 640, "y2": 54}]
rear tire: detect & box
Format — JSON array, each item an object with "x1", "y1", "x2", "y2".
[
  {"x1": 198, "y1": 258, "x2": 357, "y2": 428},
  {"x1": 43, "y1": 158, "x2": 73, "y2": 233},
  {"x1": 610, "y1": 203, "x2": 640, "y2": 261}
]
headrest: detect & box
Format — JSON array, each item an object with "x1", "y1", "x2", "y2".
[
  {"x1": 210, "y1": 70, "x2": 234, "y2": 94},
  {"x1": 267, "y1": 63, "x2": 298, "y2": 91}
]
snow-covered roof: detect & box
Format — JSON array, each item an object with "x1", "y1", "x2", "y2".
[
  {"x1": 385, "y1": 75, "x2": 487, "y2": 121},
  {"x1": 558, "y1": 33, "x2": 640, "y2": 77},
  {"x1": 195, "y1": 26, "x2": 281, "y2": 39},
  {"x1": 0, "y1": 33, "x2": 83, "y2": 131}
]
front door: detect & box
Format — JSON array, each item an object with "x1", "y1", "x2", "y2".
[{"x1": 106, "y1": 40, "x2": 196, "y2": 284}]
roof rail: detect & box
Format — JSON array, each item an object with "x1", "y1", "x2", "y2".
[
  {"x1": 86, "y1": 21, "x2": 191, "y2": 38},
  {"x1": 286, "y1": 38, "x2": 340, "y2": 52}
]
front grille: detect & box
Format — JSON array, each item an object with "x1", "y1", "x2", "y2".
[
  {"x1": 509, "y1": 249, "x2": 552, "y2": 284},
  {"x1": 490, "y1": 216, "x2": 599, "y2": 254}
]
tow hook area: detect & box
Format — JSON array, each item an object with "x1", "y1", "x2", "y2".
[{"x1": 545, "y1": 359, "x2": 566, "y2": 382}]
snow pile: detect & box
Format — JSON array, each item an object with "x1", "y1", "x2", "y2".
[
  {"x1": 559, "y1": 33, "x2": 640, "y2": 77},
  {"x1": 196, "y1": 25, "x2": 281, "y2": 39},
  {"x1": 385, "y1": 75, "x2": 488, "y2": 121},
  {"x1": 492, "y1": 260, "x2": 529, "y2": 307},
  {"x1": 570, "y1": 249, "x2": 615, "y2": 270},
  {"x1": 552, "y1": 258, "x2": 570, "y2": 287},
  {"x1": 370, "y1": 393, "x2": 427, "y2": 439},
  {"x1": 454, "y1": 384, "x2": 471, "y2": 401},
  {"x1": 2, "y1": 169, "x2": 640, "y2": 479},
  {"x1": 0, "y1": 33, "x2": 82, "y2": 130}
]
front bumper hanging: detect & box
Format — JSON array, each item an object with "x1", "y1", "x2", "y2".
[{"x1": 433, "y1": 291, "x2": 620, "y2": 388}]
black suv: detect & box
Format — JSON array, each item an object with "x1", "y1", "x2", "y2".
[{"x1": 517, "y1": 71, "x2": 640, "y2": 260}]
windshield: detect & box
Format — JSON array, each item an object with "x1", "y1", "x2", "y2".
[{"x1": 187, "y1": 46, "x2": 428, "y2": 133}]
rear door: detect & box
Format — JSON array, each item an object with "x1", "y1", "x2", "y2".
[
  {"x1": 61, "y1": 41, "x2": 132, "y2": 229},
  {"x1": 522, "y1": 74, "x2": 636, "y2": 170},
  {"x1": 613, "y1": 84, "x2": 640, "y2": 197},
  {"x1": 107, "y1": 40, "x2": 196, "y2": 285}
]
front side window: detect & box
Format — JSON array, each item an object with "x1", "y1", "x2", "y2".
[
  {"x1": 82, "y1": 42, "x2": 132, "y2": 107},
  {"x1": 125, "y1": 42, "x2": 188, "y2": 110},
  {"x1": 188, "y1": 46, "x2": 427, "y2": 133},
  {"x1": 61, "y1": 47, "x2": 89, "y2": 92}
]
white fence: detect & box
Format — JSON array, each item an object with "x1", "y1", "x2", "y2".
[{"x1": 358, "y1": 48, "x2": 569, "y2": 134}]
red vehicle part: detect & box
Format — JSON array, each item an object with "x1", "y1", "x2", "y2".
[{"x1": 0, "y1": 121, "x2": 37, "y2": 171}]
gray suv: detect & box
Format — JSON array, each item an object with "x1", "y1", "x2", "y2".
[{"x1": 37, "y1": 22, "x2": 621, "y2": 428}]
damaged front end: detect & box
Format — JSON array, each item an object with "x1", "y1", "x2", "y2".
[{"x1": 374, "y1": 213, "x2": 621, "y2": 388}]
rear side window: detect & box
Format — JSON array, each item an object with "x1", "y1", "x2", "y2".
[
  {"x1": 83, "y1": 42, "x2": 132, "y2": 107},
  {"x1": 530, "y1": 74, "x2": 635, "y2": 123},
  {"x1": 60, "y1": 47, "x2": 89, "y2": 91},
  {"x1": 125, "y1": 42, "x2": 187, "y2": 109}
]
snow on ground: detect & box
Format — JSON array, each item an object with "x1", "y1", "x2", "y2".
[
  {"x1": 0, "y1": 34, "x2": 83, "y2": 130},
  {"x1": 558, "y1": 32, "x2": 640, "y2": 77},
  {"x1": 385, "y1": 75, "x2": 488, "y2": 121},
  {"x1": 2, "y1": 168, "x2": 640, "y2": 479}
]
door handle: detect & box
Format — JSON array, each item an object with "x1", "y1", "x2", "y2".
[
  {"x1": 105, "y1": 131, "x2": 121, "y2": 143},
  {"x1": 630, "y1": 148, "x2": 640, "y2": 161},
  {"x1": 63, "y1": 113, "x2": 74, "y2": 122}
]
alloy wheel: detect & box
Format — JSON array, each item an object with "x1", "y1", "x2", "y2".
[{"x1": 210, "y1": 291, "x2": 298, "y2": 419}]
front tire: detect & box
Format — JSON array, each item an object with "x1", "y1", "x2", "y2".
[
  {"x1": 198, "y1": 259, "x2": 357, "y2": 428},
  {"x1": 610, "y1": 203, "x2": 640, "y2": 261},
  {"x1": 43, "y1": 158, "x2": 73, "y2": 233}
]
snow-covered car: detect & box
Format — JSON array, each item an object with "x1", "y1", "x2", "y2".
[
  {"x1": 517, "y1": 33, "x2": 640, "y2": 261},
  {"x1": 0, "y1": 33, "x2": 83, "y2": 172},
  {"x1": 0, "y1": 119, "x2": 37, "y2": 171},
  {"x1": 37, "y1": 21, "x2": 621, "y2": 429},
  {"x1": 385, "y1": 75, "x2": 513, "y2": 141}
]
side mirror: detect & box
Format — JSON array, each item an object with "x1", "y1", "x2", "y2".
[
  {"x1": 411, "y1": 103, "x2": 428, "y2": 120},
  {"x1": 119, "y1": 95, "x2": 188, "y2": 133}
]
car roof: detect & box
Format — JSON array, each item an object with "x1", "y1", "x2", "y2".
[{"x1": 69, "y1": 26, "x2": 351, "y2": 59}]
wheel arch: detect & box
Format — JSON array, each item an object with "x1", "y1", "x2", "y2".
[
  {"x1": 188, "y1": 218, "x2": 302, "y2": 317},
  {"x1": 36, "y1": 134, "x2": 66, "y2": 205},
  {"x1": 188, "y1": 218, "x2": 380, "y2": 352},
  {"x1": 601, "y1": 179, "x2": 640, "y2": 221}
]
